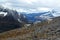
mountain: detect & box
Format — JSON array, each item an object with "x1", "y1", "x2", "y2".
[
  {"x1": 0, "y1": 7, "x2": 22, "y2": 32},
  {"x1": 21, "y1": 11, "x2": 54, "y2": 23},
  {"x1": 0, "y1": 6, "x2": 59, "y2": 32}
]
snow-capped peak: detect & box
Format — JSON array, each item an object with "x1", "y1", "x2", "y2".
[{"x1": 0, "y1": 12, "x2": 7, "y2": 17}]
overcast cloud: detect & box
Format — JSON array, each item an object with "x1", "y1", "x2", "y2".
[{"x1": 0, "y1": 0, "x2": 60, "y2": 13}]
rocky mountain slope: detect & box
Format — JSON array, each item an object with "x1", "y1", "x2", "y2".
[
  {"x1": 0, "y1": 16, "x2": 60, "y2": 40},
  {"x1": 0, "y1": 7, "x2": 24, "y2": 32}
]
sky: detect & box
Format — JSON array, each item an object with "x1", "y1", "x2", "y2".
[{"x1": 0, "y1": 0, "x2": 60, "y2": 13}]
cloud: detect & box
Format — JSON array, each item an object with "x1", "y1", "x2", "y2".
[
  {"x1": 0, "y1": 0, "x2": 7, "y2": 2},
  {"x1": 0, "y1": 0, "x2": 60, "y2": 16},
  {"x1": 17, "y1": 8, "x2": 27, "y2": 12},
  {"x1": 2, "y1": 2, "x2": 12, "y2": 9},
  {"x1": 0, "y1": 0, "x2": 60, "y2": 12},
  {"x1": 0, "y1": 0, "x2": 60, "y2": 8},
  {"x1": 37, "y1": 7, "x2": 52, "y2": 12}
]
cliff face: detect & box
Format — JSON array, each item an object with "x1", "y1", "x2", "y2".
[
  {"x1": 0, "y1": 16, "x2": 60, "y2": 40},
  {"x1": 0, "y1": 7, "x2": 22, "y2": 33}
]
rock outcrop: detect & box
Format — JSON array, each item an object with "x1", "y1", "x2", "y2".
[{"x1": 0, "y1": 16, "x2": 60, "y2": 40}]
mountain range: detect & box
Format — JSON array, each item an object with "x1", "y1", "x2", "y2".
[
  {"x1": 20, "y1": 11, "x2": 54, "y2": 23},
  {"x1": 0, "y1": 6, "x2": 59, "y2": 24}
]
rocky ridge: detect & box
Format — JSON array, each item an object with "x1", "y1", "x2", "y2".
[{"x1": 0, "y1": 17, "x2": 60, "y2": 40}]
